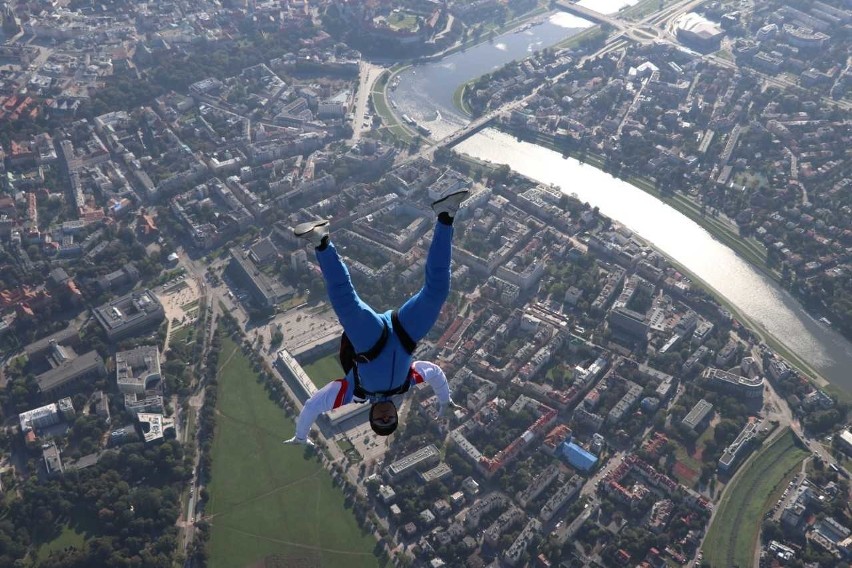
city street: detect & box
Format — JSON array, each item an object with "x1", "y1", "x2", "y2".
[{"x1": 352, "y1": 61, "x2": 385, "y2": 143}]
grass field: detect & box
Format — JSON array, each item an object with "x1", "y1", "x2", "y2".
[
  {"x1": 171, "y1": 325, "x2": 192, "y2": 342},
  {"x1": 36, "y1": 524, "x2": 88, "y2": 562},
  {"x1": 206, "y1": 336, "x2": 377, "y2": 568},
  {"x1": 704, "y1": 430, "x2": 807, "y2": 568},
  {"x1": 670, "y1": 425, "x2": 716, "y2": 487},
  {"x1": 619, "y1": 0, "x2": 676, "y2": 20},
  {"x1": 301, "y1": 353, "x2": 345, "y2": 389},
  {"x1": 387, "y1": 11, "x2": 418, "y2": 31},
  {"x1": 370, "y1": 71, "x2": 416, "y2": 143}
]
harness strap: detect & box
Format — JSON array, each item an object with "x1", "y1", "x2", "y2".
[
  {"x1": 354, "y1": 321, "x2": 389, "y2": 363},
  {"x1": 351, "y1": 312, "x2": 418, "y2": 400},
  {"x1": 353, "y1": 365, "x2": 413, "y2": 400},
  {"x1": 391, "y1": 310, "x2": 417, "y2": 355}
]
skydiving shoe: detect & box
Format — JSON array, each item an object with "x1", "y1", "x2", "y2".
[
  {"x1": 431, "y1": 189, "x2": 470, "y2": 219},
  {"x1": 293, "y1": 219, "x2": 330, "y2": 249}
]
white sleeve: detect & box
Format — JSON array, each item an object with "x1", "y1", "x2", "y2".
[
  {"x1": 412, "y1": 360, "x2": 451, "y2": 404},
  {"x1": 295, "y1": 380, "x2": 345, "y2": 440}
]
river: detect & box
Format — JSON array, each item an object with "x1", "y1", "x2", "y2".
[{"x1": 388, "y1": 11, "x2": 852, "y2": 394}]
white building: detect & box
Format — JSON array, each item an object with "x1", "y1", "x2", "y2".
[{"x1": 19, "y1": 403, "x2": 61, "y2": 432}]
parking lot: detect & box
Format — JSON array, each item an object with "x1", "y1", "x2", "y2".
[{"x1": 275, "y1": 306, "x2": 341, "y2": 354}]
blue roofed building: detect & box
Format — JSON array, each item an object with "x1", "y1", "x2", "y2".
[{"x1": 560, "y1": 441, "x2": 599, "y2": 472}]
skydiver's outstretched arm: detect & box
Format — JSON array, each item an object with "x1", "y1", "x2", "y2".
[
  {"x1": 286, "y1": 378, "x2": 351, "y2": 443},
  {"x1": 410, "y1": 361, "x2": 462, "y2": 416}
]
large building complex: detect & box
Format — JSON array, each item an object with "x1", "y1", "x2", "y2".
[
  {"x1": 718, "y1": 421, "x2": 760, "y2": 473},
  {"x1": 675, "y1": 12, "x2": 724, "y2": 50},
  {"x1": 36, "y1": 349, "x2": 106, "y2": 398},
  {"x1": 137, "y1": 413, "x2": 175, "y2": 443},
  {"x1": 702, "y1": 367, "x2": 764, "y2": 400},
  {"x1": 386, "y1": 444, "x2": 439, "y2": 480},
  {"x1": 227, "y1": 247, "x2": 293, "y2": 308},
  {"x1": 19, "y1": 403, "x2": 61, "y2": 432},
  {"x1": 116, "y1": 346, "x2": 161, "y2": 394},
  {"x1": 116, "y1": 345, "x2": 163, "y2": 414},
  {"x1": 93, "y1": 289, "x2": 165, "y2": 341}
]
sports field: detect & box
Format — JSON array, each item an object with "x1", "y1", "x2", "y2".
[
  {"x1": 302, "y1": 353, "x2": 344, "y2": 389},
  {"x1": 704, "y1": 429, "x2": 807, "y2": 568},
  {"x1": 206, "y1": 337, "x2": 377, "y2": 568}
]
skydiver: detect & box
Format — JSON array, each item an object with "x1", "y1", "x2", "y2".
[
  {"x1": 283, "y1": 189, "x2": 470, "y2": 445},
  {"x1": 285, "y1": 360, "x2": 460, "y2": 446}
]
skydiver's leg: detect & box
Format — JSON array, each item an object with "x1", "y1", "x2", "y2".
[
  {"x1": 315, "y1": 240, "x2": 385, "y2": 352},
  {"x1": 396, "y1": 219, "x2": 453, "y2": 342}
]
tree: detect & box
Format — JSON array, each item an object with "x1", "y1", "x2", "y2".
[{"x1": 714, "y1": 419, "x2": 741, "y2": 446}]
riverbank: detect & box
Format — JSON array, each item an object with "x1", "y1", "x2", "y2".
[
  {"x1": 487, "y1": 127, "x2": 852, "y2": 399},
  {"x1": 393, "y1": 6, "x2": 590, "y2": 131},
  {"x1": 449, "y1": 145, "x2": 847, "y2": 402},
  {"x1": 421, "y1": 3, "x2": 552, "y2": 62},
  {"x1": 453, "y1": 81, "x2": 474, "y2": 117},
  {"x1": 370, "y1": 69, "x2": 417, "y2": 142},
  {"x1": 704, "y1": 429, "x2": 808, "y2": 568},
  {"x1": 555, "y1": 24, "x2": 608, "y2": 49},
  {"x1": 499, "y1": 126, "x2": 778, "y2": 282}
]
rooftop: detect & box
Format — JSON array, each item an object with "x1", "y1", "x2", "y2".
[
  {"x1": 115, "y1": 345, "x2": 161, "y2": 394},
  {"x1": 682, "y1": 399, "x2": 714, "y2": 429},
  {"x1": 36, "y1": 350, "x2": 105, "y2": 394},
  {"x1": 388, "y1": 444, "x2": 439, "y2": 477},
  {"x1": 92, "y1": 289, "x2": 164, "y2": 338},
  {"x1": 137, "y1": 413, "x2": 175, "y2": 443}
]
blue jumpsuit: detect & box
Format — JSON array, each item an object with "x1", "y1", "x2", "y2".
[{"x1": 315, "y1": 221, "x2": 453, "y2": 397}]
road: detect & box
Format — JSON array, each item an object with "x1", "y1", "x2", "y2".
[
  {"x1": 580, "y1": 450, "x2": 626, "y2": 498},
  {"x1": 351, "y1": 62, "x2": 385, "y2": 143},
  {"x1": 173, "y1": 257, "x2": 219, "y2": 557}
]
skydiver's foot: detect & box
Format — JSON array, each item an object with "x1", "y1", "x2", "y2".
[
  {"x1": 294, "y1": 219, "x2": 330, "y2": 250},
  {"x1": 431, "y1": 189, "x2": 470, "y2": 223}
]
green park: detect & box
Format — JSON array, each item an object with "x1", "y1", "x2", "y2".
[
  {"x1": 302, "y1": 353, "x2": 345, "y2": 389},
  {"x1": 703, "y1": 429, "x2": 808, "y2": 568},
  {"x1": 205, "y1": 336, "x2": 377, "y2": 568}
]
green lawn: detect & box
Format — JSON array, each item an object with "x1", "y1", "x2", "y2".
[
  {"x1": 206, "y1": 337, "x2": 377, "y2": 568},
  {"x1": 387, "y1": 11, "x2": 418, "y2": 31},
  {"x1": 36, "y1": 524, "x2": 88, "y2": 562},
  {"x1": 453, "y1": 81, "x2": 474, "y2": 116},
  {"x1": 620, "y1": 0, "x2": 676, "y2": 20},
  {"x1": 704, "y1": 430, "x2": 808, "y2": 568},
  {"x1": 715, "y1": 49, "x2": 734, "y2": 61},
  {"x1": 670, "y1": 426, "x2": 714, "y2": 488},
  {"x1": 370, "y1": 71, "x2": 416, "y2": 143},
  {"x1": 301, "y1": 353, "x2": 345, "y2": 389},
  {"x1": 171, "y1": 324, "x2": 193, "y2": 344}
]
